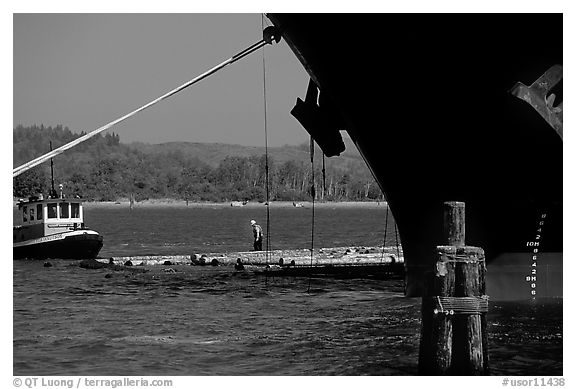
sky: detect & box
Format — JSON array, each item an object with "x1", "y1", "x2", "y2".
[{"x1": 13, "y1": 14, "x2": 310, "y2": 146}]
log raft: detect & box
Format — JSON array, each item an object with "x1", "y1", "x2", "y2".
[{"x1": 100, "y1": 246, "x2": 404, "y2": 269}]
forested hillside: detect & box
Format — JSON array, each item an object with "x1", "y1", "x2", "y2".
[{"x1": 13, "y1": 125, "x2": 382, "y2": 202}]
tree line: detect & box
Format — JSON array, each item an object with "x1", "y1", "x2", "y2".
[{"x1": 13, "y1": 125, "x2": 382, "y2": 202}]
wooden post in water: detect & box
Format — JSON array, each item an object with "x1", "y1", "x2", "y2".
[
  {"x1": 418, "y1": 201, "x2": 489, "y2": 375},
  {"x1": 129, "y1": 192, "x2": 135, "y2": 211}
]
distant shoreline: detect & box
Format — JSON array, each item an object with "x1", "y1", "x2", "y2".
[
  {"x1": 13, "y1": 198, "x2": 388, "y2": 209},
  {"x1": 81, "y1": 199, "x2": 389, "y2": 209}
]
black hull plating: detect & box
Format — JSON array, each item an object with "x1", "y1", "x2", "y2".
[
  {"x1": 269, "y1": 14, "x2": 563, "y2": 298},
  {"x1": 14, "y1": 234, "x2": 103, "y2": 260}
]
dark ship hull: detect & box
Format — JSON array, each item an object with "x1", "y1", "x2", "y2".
[{"x1": 268, "y1": 14, "x2": 562, "y2": 300}]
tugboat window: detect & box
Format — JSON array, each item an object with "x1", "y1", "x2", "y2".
[
  {"x1": 37, "y1": 204, "x2": 43, "y2": 220},
  {"x1": 47, "y1": 203, "x2": 57, "y2": 219},
  {"x1": 30, "y1": 207, "x2": 35, "y2": 221},
  {"x1": 71, "y1": 203, "x2": 80, "y2": 218},
  {"x1": 60, "y1": 203, "x2": 69, "y2": 218},
  {"x1": 22, "y1": 206, "x2": 28, "y2": 222}
]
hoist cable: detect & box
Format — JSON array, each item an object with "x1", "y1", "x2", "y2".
[
  {"x1": 261, "y1": 14, "x2": 271, "y2": 264},
  {"x1": 14, "y1": 29, "x2": 279, "y2": 178}
]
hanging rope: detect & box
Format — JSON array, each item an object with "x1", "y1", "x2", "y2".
[
  {"x1": 379, "y1": 197, "x2": 402, "y2": 261},
  {"x1": 322, "y1": 152, "x2": 326, "y2": 200},
  {"x1": 261, "y1": 14, "x2": 272, "y2": 265},
  {"x1": 394, "y1": 216, "x2": 401, "y2": 259},
  {"x1": 308, "y1": 136, "x2": 316, "y2": 293},
  {"x1": 310, "y1": 136, "x2": 316, "y2": 257},
  {"x1": 13, "y1": 26, "x2": 281, "y2": 178},
  {"x1": 381, "y1": 200, "x2": 390, "y2": 262}
]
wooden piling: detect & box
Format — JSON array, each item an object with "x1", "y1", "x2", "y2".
[
  {"x1": 451, "y1": 245, "x2": 486, "y2": 374},
  {"x1": 443, "y1": 201, "x2": 465, "y2": 246},
  {"x1": 418, "y1": 246, "x2": 456, "y2": 374},
  {"x1": 418, "y1": 201, "x2": 489, "y2": 375}
]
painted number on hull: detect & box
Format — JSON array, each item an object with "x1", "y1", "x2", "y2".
[{"x1": 526, "y1": 213, "x2": 546, "y2": 299}]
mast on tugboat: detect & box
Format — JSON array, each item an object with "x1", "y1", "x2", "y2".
[{"x1": 49, "y1": 141, "x2": 57, "y2": 199}]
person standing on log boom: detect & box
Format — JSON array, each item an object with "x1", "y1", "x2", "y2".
[{"x1": 251, "y1": 220, "x2": 263, "y2": 251}]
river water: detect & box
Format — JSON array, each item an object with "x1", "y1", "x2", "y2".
[{"x1": 13, "y1": 204, "x2": 562, "y2": 375}]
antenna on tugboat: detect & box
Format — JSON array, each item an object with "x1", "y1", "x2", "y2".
[
  {"x1": 13, "y1": 26, "x2": 281, "y2": 178},
  {"x1": 49, "y1": 141, "x2": 57, "y2": 199}
]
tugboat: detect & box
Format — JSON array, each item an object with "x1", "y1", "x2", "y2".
[
  {"x1": 13, "y1": 144, "x2": 103, "y2": 260},
  {"x1": 13, "y1": 190, "x2": 103, "y2": 260}
]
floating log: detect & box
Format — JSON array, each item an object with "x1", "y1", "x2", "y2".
[
  {"x1": 79, "y1": 258, "x2": 148, "y2": 273},
  {"x1": 80, "y1": 258, "x2": 110, "y2": 269}
]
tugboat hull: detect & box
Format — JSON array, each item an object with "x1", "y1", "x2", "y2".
[{"x1": 13, "y1": 230, "x2": 103, "y2": 260}]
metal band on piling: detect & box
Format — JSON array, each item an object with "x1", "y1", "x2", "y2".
[{"x1": 431, "y1": 296, "x2": 489, "y2": 316}]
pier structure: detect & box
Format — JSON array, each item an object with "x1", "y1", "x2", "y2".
[{"x1": 418, "y1": 201, "x2": 489, "y2": 375}]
